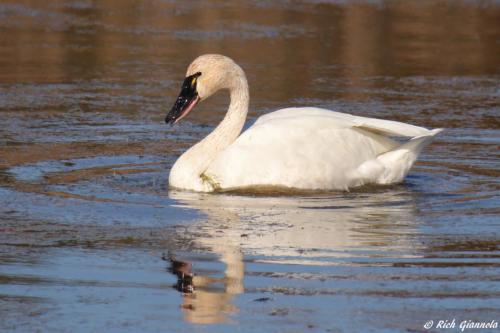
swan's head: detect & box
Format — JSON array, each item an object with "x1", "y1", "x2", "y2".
[{"x1": 165, "y1": 54, "x2": 245, "y2": 124}]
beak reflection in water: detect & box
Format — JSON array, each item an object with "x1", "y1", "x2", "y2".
[{"x1": 165, "y1": 72, "x2": 202, "y2": 125}]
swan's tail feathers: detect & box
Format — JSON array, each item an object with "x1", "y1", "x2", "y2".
[
  {"x1": 355, "y1": 128, "x2": 443, "y2": 185},
  {"x1": 375, "y1": 128, "x2": 443, "y2": 184}
]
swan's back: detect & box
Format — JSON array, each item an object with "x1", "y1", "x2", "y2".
[
  {"x1": 205, "y1": 107, "x2": 434, "y2": 190},
  {"x1": 255, "y1": 107, "x2": 432, "y2": 137}
]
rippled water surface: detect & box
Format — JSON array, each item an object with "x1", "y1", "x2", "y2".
[{"x1": 1, "y1": 1, "x2": 499, "y2": 332}]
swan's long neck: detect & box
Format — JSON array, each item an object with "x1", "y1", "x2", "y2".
[
  {"x1": 198, "y1": 79, "x2": 249, "y2": 159},
  {"x1": 170, "y1": 75, "x2": 249, "y2": 191}
]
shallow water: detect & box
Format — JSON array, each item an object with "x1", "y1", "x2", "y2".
[{"x1": 1, "y1": 1, "x2": 499, "y2": 332}]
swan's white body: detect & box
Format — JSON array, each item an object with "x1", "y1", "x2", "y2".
[{"x1": 168, "y1": 55, "x2": 442, "y2": 192}]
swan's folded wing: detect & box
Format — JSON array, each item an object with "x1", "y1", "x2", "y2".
[
  {"x1": 255, "y1": 107, "x2": 434, "y2": 138},
  {"x1": 351, "y1": 117, "x2": 433, "y2": 137}
]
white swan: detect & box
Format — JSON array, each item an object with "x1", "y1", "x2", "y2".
[{"x1": 165, "y1": 54, "x2": 442, "y2": 192}]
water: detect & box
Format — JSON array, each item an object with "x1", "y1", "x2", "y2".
[{"x1": 1, "y1": 1, "x2": 499, "y2": 332}]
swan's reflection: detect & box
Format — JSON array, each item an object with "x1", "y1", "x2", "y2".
[{"x1": 168, "y1": 188, "x2": 419, "y2": 324}]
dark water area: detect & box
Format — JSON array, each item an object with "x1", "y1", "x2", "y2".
[{"x1": 0, "y1": 1, "x2": 499, "y2": 332}]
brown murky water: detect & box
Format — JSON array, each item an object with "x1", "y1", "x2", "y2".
[{"x1": 1, "y1": 1, "x2": 499, "y2": 332}]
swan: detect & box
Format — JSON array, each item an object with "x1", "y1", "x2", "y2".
[{"x1": 165, "y1": 54, "x2": 442, "y2": 192}]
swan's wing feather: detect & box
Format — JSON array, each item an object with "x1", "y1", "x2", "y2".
[
  {"x1": 352, "y1": 118, "x2": 433, "y2": 137},
  {"x1": 254, "y1": 107, "x2": 433, "y2": 137}
]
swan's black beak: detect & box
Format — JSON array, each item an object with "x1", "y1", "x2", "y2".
[{"x1": 165, "y1": 72, "x2": 202, "y2": 125}]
